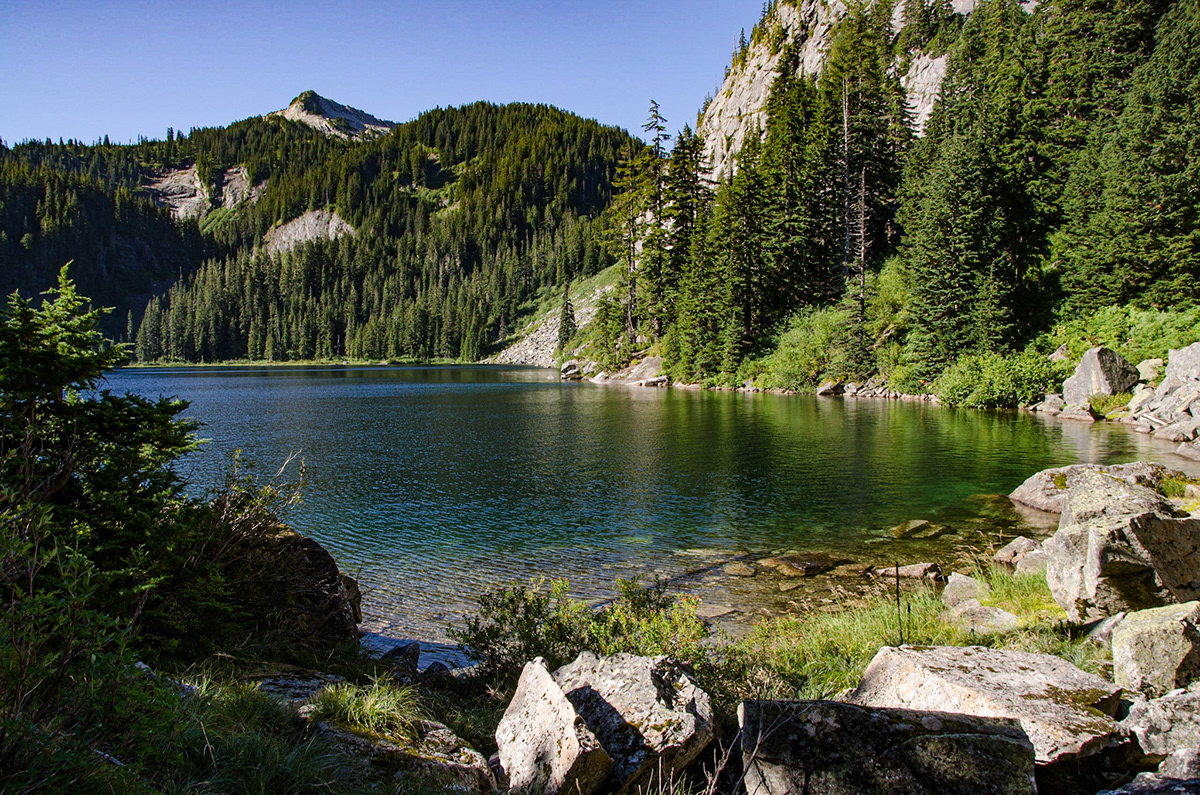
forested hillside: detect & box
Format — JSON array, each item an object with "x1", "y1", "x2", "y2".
[
  {"x1": 580, "y1": 0, "x2": 1200, "y2": 404},
  {"x1": 1, "y1": 99, "x2": 630, "y2": 358}
]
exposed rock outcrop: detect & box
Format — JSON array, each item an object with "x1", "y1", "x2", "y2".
[
  {"x1": 144, "y1": 164, "x2": 266, "y2": 220},
  {"x1": 739, "y1": 699, "x2": 1037, "y2": 795},
  {"x1": 849, "y1": 645, "x2": 1123, "y2": 766},
  {"x1": 262, "y1": 209, "x2": 355, "y2": 256},
  {"x1": 269, "y1": 90, "x2": 394, "y2": 139}
]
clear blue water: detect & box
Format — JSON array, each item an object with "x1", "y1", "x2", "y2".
[{"x1": 104, "y1": 365, "x2": 1193, "y2": 641}]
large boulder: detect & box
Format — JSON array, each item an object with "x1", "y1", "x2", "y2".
[
  {"x1": 495, "y1": 653, "x2": 714, "y2": 795},
  {"x1": 549, "y1": 652, "x2": 714, "y2": 794},
  {"x1": 849, "y1": 645, "x2": 1123, "y2": 766},
  {"x1": 1042, "y1": 471, "x2": 1200, "y2": 623},
  {"x1": 495, "y1": 658, "x2": 613, "y2": 795},
  {"x1": 1167, "y1": 343, "x2": 1200, "y2": 385},
  {"x1": 994, "y1": 536, "x2": 1041, "y2": 567},
  {"x1": 1063, "y1": 347, "x2": 1141, "y2": 407},
  {"x1": 1114, "y1": 603, "x2": 1200, "y2": 698},
  {"x1": 738, "y1": 699, "x2": 1036, "y2": 795},
  {"x1": 1121, "y1": 683, "x2": 1200, "y2": 760},
  {"x1": 1009, "y1": 462, "x2": 1175, "y2": 514},
  {"x1": 1044, "y1": 517, "x2": 1167, "y2": 623}
]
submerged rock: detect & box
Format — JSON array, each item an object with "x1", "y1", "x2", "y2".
[{"x1": 739, "y1": 699, "x2": 1036, "y2": 795}]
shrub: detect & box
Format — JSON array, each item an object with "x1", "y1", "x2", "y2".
[
  {"x1": 451, "y1": 578, "x2": 710, "y2": 687},
  {"x1": 1040, "y1": 304, "x2": 1200, "y2": 366},
  {"x1": 934, "y1": 349, "x2": 1060, "y2": 408},
  {"x1": 752, "y1": 307, "x2": 850, "y2": 390}
]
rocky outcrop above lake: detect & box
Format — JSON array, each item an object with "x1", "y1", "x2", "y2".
[{"x1": 269, "y1": 90, "x2": 395, "y2": 139}]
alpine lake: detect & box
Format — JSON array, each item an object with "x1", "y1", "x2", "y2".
[{"x1": 105, "y1": 365, "x2": 1198, "y2": 660}]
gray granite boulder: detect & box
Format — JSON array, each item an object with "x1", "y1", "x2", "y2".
[
  {"x1": 1167, "y1": 344, "x2": 1200, "y2": 385},
  {"x1": 1098, "y1": 774, "x2": 1200, "y2": 793},
  {"x1": 738, "y1": 699, "x2": 1036, "y2": 795},
  {"x1": 1114, "y1": 603, "x2": 1200, "y2": 698},
  {"x1": 495, "y1": 658, "x2": 613, "y2": 795},
  {"x1": 548, "y1": 652, "x2": 714, "y2": 794},
  {"x1": 816, "y1": 380, "x2": 845, "y2": 396},
  {"x1": 1063, "y1": 347, "x2": 1140, "y2": 407},
  {"x1": 1009, "y1": 462, "x2": 1175, "y2": 514},
  {"x1": 498, "y1": 653, "x2": 714, "y2": 795},
  {"x1": 1122, "y1": 683, "x2": 1200, "y2": 760},
  {"x1": 1141, "y1": 359, "x2": 1167, "y2": 383},
  {"x1": 849, "y1": 645, "x2": 1123, "y2": 765},
  {"x1": 872, "y1": 562, "x2": 942, "y2": 580},
  {"x1": 1043, "y1": 471, "x2": 1200, "y2": 623}
]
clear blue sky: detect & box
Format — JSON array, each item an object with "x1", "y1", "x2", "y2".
[{"x1": 1, "y1": 0, "x2": 764, "y2": 145}]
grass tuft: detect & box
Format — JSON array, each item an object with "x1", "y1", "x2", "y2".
[{"x1": 307, "y1": 679, "x2": 423, "y2": 741}]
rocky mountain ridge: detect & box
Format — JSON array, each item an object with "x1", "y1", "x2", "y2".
[{"x1": 269, "y1": 90, "x2": 395, "y2": 139}]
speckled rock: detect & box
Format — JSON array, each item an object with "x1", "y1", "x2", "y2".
[
  {"x1": 548, "y1": 652, "x2": 714, "y2": 794},
  {"x1": 495, "y1": 658, "x2": 612, "y2": 795},
  {"x1": 849, "y1": 645, "x2": 1123, "y2": 765},
  {"x1": 1121, "y1": 684, "x2": 1200, "y2": 759},
  {"x1": 1114, "y1": 603, "x2": 1200, "y2": 698},
  {"x1": 739, "y1": 699, "x2": 1036, "y2": 795},
  {"x1": 1160, "y1": 748, "x2": 1200, "y2": 779}
]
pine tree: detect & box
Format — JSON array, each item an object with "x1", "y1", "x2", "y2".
[{"x1": 557, "y1": 279, "x2": 576, "y2": 352}]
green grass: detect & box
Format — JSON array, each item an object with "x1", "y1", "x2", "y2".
[
  {"x1": 719, "y1": 568, "x2": 1103, "y2": 704},
  {"x1": 307, "y1": 679, "x2": 424, "y2": 742}
]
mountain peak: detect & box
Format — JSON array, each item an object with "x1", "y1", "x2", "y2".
[{"x1": 269, "y1": 91, "x2": 394, "y2": 139}]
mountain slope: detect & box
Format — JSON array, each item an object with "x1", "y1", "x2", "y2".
[{"x1": 269, "y1": 90, "x2": 395, "y2": 138}]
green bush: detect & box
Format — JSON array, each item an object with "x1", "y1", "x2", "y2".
[
  {"x1": 752, "y1": 307, "x2": 850, "y2": 390},
  {"x1": 451, "y1": 578, "x2": 710, "y2": 686},
  {"x1": 934, "y1": 349, "x2": 1061, "y2": 408},
  {"x1": 1040, "y1": 304, "x2": 1200, "y2": 366}
]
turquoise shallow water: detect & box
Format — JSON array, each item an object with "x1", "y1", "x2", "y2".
[{"x1": 104, "y1": 365, "x2": 1193, "y2": 641}]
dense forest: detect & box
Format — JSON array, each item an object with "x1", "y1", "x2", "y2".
[
  {"x1": 1, "y1": 101, "x2": 628, "y2": 357},
  {"x1": 2, "y1": 0, "x2": 1198, "y2": 402},
  {"x1": 583, "y1": 0, "x2": 1200, "y2": 403}
]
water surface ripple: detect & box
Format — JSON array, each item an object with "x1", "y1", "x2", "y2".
[{"x1": 105, "y1": 365, "x2": 1193, "y2": 641}]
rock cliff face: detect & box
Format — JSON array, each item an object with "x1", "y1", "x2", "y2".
[
  {"x1": 144, "y1": 164, "x2": 266, "y2": 220},
  {"x1": 269, "y1": 90, "x2": 394, "y2": 139},
  {"x1": 262, "y1": 209, "x2": 355, "y2": 256},
  {"x1": 697, "y1": 0, "x2": 982, "y2": 178}
]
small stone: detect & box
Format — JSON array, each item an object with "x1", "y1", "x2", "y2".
[
  {"x1": 1139, "y1": 359, "x2": 1166, "y2": 383},
  {"x1": 722, "y1": 562, "x2": 756, "y2": 577},
  {"x1": 994, "y1": 537, "x2": 1040, "y2": 567},
  {"x1": 942, "y1": 572, "x2": 991, "y2": 608},
  {"x1": 872, "y1": 562, "x2": 942, "y2": 580},
  {"x1": 1015, "y1": 549, "x2": 1048, "y2": 575}
]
